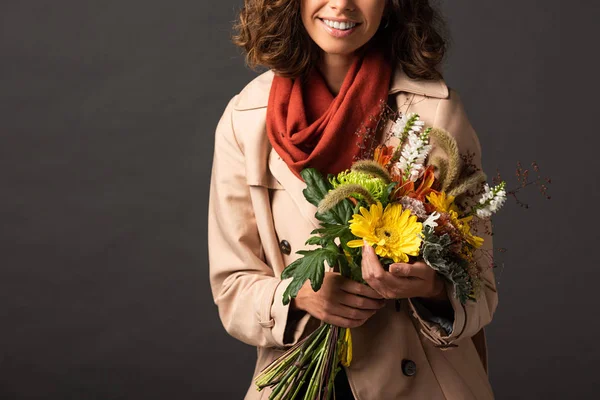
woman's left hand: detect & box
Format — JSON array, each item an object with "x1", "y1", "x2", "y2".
[{"x1": 361, "y1": 242, "x2": 448, "y2": 301}]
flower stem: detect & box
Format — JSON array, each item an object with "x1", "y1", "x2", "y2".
[
  {"x1": 256, "y1": 324, "x2": 330, "y2": 398},
  {"x1": 288, "y1": 345, "x2": 323, "y2": 400},
  {"x1": 305, "y1": 339, "x2": 328, "y2": 399}
]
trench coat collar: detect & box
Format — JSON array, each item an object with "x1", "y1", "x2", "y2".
[{"x1": 233, "y1": 64, "x2": 449, "y2": 111}]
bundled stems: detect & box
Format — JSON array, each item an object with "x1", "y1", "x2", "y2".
[{"x1": 255, "y1": 322, "x2": 350, "y2": 400}]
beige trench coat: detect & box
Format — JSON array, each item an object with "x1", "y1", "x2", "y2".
[{"x1": 208, "y1": 64, "x2": 498, "y2": 400}]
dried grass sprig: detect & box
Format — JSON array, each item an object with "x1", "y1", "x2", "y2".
[
  {"x1": 448, "y1": 170, "x2": 487, "y2": 198},
  {"x1": 317, "y1": 184, "x2": 376, "y2": 214},
  {"x1": 350, "y1": 160, "x2": 392, "y2": 183},
  {"x1": 427, "y1": 155, "x2": 448, "y2": 190},
  {"x1": 428, "y1": 128, "x2": 460, "y2": 191}
]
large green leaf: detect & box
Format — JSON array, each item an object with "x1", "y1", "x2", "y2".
[
  {"x1": 300, "y1": 168, "x2": 354, "y2": 226},
  {"x1": 311, "y1": 223, "x2": 351, "y2": 246},
  {"x1": 280, "y1": 241, "x2": 341, "y2": 305},
  {"x1": 300, "y1": 168, "x2": 332, "y2": 207}
]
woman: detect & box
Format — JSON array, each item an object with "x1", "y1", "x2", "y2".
[{"x1": 208, "y1": 0, "x2": 498, "y2": 399}]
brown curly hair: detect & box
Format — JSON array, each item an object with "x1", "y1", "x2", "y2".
[{"x1": 231, "y1": 0, "x2": 450, "y2": 80}]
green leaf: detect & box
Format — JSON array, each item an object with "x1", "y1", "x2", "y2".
[
  {"x1": 382, "y1": 182, "x2": 397, "y2": 207},
  {"x1": 300, "y1": 168, "x2": 354, "y2": 227},
  {"x1": 305, "y1": 236, "x2": 322, "y2": 246},
  {"x1": 347, "y1": 252, "x2": 365, "y2": 283},
  {"x1": 300, "y1": 168, "x2": 332, "y2": 207},
  {"x1": 315, "y1": 201, "x2": 354, "y2": 226},
  {"x1": 312, "y1": 223, "x2": 351, "y2": 246},
  {"x1": 280, "y1": 241, "x2": 341, "y2": 305},
  {"x1": 421, "y1": 226, "x2": 473, "y2": 304}
]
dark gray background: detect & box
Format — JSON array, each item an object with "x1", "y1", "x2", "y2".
[{"x1": 1, "y1": 1, "x2": 598, "y2": 399}]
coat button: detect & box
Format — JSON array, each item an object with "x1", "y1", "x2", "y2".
[
  {"x1": 401, "y1": 359, "x2": 417, "y2": 377},
  {"x1": 279, "y1": 240, "x2": 291, "y2": 255}
]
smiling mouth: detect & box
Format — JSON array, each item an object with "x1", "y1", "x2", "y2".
[{"x1": 318, "y1": 18, "x2": 361, "y2": 31}]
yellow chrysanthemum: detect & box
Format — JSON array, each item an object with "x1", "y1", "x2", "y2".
[
  {"x1": 426, "y1": 191, "x2": 459, "y2": 214},
  {"x1": 347, "y1": 202, "x2": 423, "y2": 263}
]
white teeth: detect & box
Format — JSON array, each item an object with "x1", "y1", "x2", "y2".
[{"x1": 322, "y1": 19, "x2": 357, "y2": 30}]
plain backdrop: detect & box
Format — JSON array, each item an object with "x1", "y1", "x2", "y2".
[{"x1": 1, "y1": 1, "x2": 599, "y2": 399}]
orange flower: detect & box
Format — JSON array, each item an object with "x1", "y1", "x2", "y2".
[
  {"x1": 392, "y1": 165, "x2": 439, "y2": 201},
  {"x1": 411, "y1": 165, "x2": 438, "y2": 201},
  {"x1": 373, "y1": 145, "x2": 395, "y2": 167},
  {"x1": 390, "y1": 169, "x2": 413, "y2": 198}
]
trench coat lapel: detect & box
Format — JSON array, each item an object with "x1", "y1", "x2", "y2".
[{"x1": 267, "y1": 147, "x2": 321, "y2": 230}]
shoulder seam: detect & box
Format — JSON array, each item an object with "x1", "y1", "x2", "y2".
[
  {"x1": 233, "y1": 70, "x2": 274, "y2": 111},
  {"x1": 228, "y1": 94, "x2": 245, "y2": 155}
]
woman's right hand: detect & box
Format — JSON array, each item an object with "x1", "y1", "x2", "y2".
[{"x1": 290, "y1": 272, "x2": 386, "y2": 328}]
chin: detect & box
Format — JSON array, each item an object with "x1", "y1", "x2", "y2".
[
  {"x1": 311, "y1": 34, "x2": 374, "y2": 59},
  {"x1": 319, "y1": 44, "x2": 359, "y2": 57},
  {"x1": 314, "y1": 38, "x2": 362, "y2": 56}
]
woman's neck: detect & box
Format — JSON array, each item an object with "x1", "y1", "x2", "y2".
[{"x1": 317, "y1": 52, "x2": 358, "y2": 96}]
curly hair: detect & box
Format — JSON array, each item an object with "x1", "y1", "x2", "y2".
[{"x1": 231, "y1": 0, "x2": 450, "y2": 80}]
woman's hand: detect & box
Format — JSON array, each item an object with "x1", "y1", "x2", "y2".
[
  {"x1": 361, "y1": 242, "x2": 448, "y2": 301},
  {"x1": 290, "y1": 272, "x2": 386, "y2": 329}
]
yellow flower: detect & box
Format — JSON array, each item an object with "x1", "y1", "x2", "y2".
[
  {"x1": 427, "y1": 192, "x2": 484, "y2": 249},
  {"x1": 455, "y1": 214, "x2": 484, "y2": 249},
  {"x1": 459, "y1": 243, "x2": 475, "y2": 262},
  {"x1": 347, "y1": 202, "x2": 423, "y2": 263},
  {"x1": 339, "y1": 328, "x2": 353, "y2": 367},
  {"x1": 426, "y1": 191, "x2": 459, "y2": 214},
  {"x1": 343, "y1": 248, "x2": 353, "y2": 264}
]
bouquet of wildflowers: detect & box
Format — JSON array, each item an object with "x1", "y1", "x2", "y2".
[{"x1": 255, "y1": 110, "x2": 546, "y2": 399}]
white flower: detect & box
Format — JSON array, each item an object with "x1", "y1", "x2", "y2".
[
  {"x1": 408, "y1": 166, "x2": 424, "y2": 181},
  {"x1": 411, "y1": 120, "x2": 425, "y2": 133},
  {"x1": 391, "y1": 161, "x2": 403, "y2": 177},
  {"x1": 475, "y1": 182, "x2": 507, "y2": 218},
  {"x1": 397, "y1": 130, "x2": 432, "y2": 182},
  {"x1": 423, "y1": 211, "x2": 441, "y2": 229},
  {"x1": 392, "y1": 112, "x2": 424, "y2": 139},
  {"x1": 392, "y1": 114, "x2": 409, "y2": 138},
  {"x1": 475, "y1": 208, "x2": 493, "y2": 218},
  {"x1": 479, "y1": 183, "x2": 493, "y2": 200}
]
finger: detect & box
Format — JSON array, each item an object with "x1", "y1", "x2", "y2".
[
  {"x1": 387, "y1": 274, "x2": 428, "y2": 298},
  {"x1": 361, "y1": 262, "x2": 394, "y2": 298},
  {"x1": 339, "y1": 292, "x2": 386, "y2": 310},
  {"x1": 325, "y1": 315, "x2": 371, "y2": 329},
  {"x1": 389, "y1": 263, "x2": 412, "y2": 278},
  {"x1": 321, "y1": 314, "x2": 359, "y2": 329},
  {"x1": 363, "y1": 272, "x2": 397, "y2": 299},
  {"x1": 361, "y1": 245, "x2": 399, "y2": 298},
  {"x1": 372, "y1": 269, "x2": 419, "y2": 298},
  {"x1": 341, "y1": 279, "x2": 385, "y2": 300},
  {"x1": 416, "y1": 262, "x2": 438, "y2": 282},
  {"x1": 406, "y1": 261, "x2": 433, "y2": 280},
  {"x1": 361, "y1": 243, "x2": 385, "y2": 280},
  {"x1": 390, "y1": 262, "x2": 431, "y2": 280},
  {"x1": 362, "y1": 239, "x2": 378, "y2": 259},
  {"x1": 331, "y1": 303, "x2": 378, "y2": 321},
  {"x1": 319, "y1": 303, "x2": 376, "y2": 326}
]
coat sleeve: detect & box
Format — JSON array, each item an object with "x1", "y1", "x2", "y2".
[
  {"x1": 407, "y1": 88, "x2": 499, "y2": 349},
  {"x1": 208, "y1": 95, "x2": 312, "y2": 349}
]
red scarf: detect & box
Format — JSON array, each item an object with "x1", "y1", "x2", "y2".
[{"x1": 266, "y1": 42, "x2": 393, "y2": 180}]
